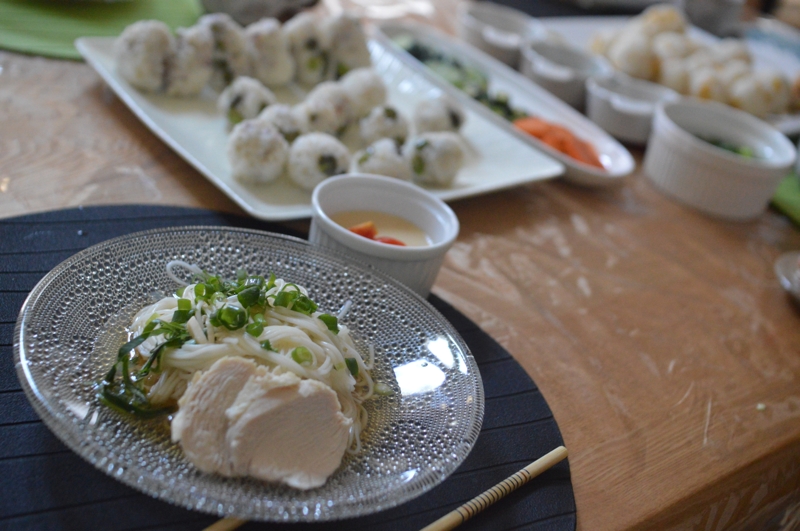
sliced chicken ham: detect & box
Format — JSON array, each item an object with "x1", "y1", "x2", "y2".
[
  {"x1": 171, "y1": 356, "x2": 352, "y2": 489},
  {"x1": 226, "y1": 367, "x2": 353, "y2": 490},
  {"x1": 170, "y1": 356, "x2": 257, "y2": 475}
]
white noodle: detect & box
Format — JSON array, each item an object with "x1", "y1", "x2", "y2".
[{"x1": 130, "y1": 268, "x2": 374, "y2": 452}]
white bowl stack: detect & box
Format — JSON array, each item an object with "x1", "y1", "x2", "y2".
[{"x1": 644, "y1": 99, "x2": 796, "y2": 221}]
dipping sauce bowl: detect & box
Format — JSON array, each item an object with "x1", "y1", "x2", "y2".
[{"x1": 309, "y1": 174, "x2": 460, "y2": 297}]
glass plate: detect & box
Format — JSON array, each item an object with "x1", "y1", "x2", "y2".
[{"x1": 13, "y1": 227, "x2": 484, "y2": 522}]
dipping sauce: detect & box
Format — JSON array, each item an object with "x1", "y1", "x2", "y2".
[{"x1": 331, "y1": 210, "x2": 431, "y2": 247}]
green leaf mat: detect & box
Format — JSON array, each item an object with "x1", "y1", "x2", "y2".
[{"x1": 0, "y1": 0, "x2": 202, "y2": 60}]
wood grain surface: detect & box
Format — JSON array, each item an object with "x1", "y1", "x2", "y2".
[{"x1": 2, "y1": 46, "x2": 800, "y2": 531}]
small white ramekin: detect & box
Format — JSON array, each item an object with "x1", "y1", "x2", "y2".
[
  {"x1": 586, "y1": 74, "x2": 680, "y2": 145},
  {"x1": 309, "y1": 174, "x2": 460, "y2": 297},
  {"x1": 644, "y1": 99, "x2": 797, "y2": 221},
  {"x1": 456, "y1": 1, "x2": 546, "y2": 69},
  {"x1": 520, "y1": 38, "x2": 612, "y2": 110}
]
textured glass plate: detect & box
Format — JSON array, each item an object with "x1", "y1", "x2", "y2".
[
  {"x1": 74, "y1": 36, "x2": 564, "y2": 221},
  {"x1": 13, "y1": 227, "x2": 484, "y2": 522}
]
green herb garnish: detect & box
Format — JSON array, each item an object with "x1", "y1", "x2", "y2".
[
  {"x1": 345, "y1": 357, "x2": 359, "y2": 377},
  {"x1": 318, "y1": 314, "x2": 339, "y2": 334},
  {"x1": 291, "y1": 346, "x2": 314, "y2": 366}
]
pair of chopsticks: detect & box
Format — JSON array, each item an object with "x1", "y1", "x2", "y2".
[{"x1": 204, "y1": 446, "x2": 568, "y2": 531}]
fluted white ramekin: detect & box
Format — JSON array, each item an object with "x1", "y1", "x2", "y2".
[
  {"x1": 644, "y1": 99, "x2": 796, "y2": 221},
  {"x1": 309, "y1": 174, "x2": 459, "y2": 297}
]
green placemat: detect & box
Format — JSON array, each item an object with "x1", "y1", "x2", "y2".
[
  {"x1": 773, "y1": 174, "x2": 800, "y2": 227},
  {"x1": 0, "y1": 0, "x2": 203, "y2": 60}
]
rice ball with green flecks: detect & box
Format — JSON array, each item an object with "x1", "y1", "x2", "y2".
[
  {"x1": 322, "y1": 14, "x2": 371, "y2": 79},
  {"x1": 306, "y1": 81, "x2": 356, "y2": 133},
  {"x1": 197, "y1": 13, "x2": 250, "y2": 91},
  {"x1": 359, "y1": 105, "x2": 409, "y2": 146},
  {"x1": 218, "y1": 76, "x2": 277, "y2": 127},
  {"x1": 413, "y1": 95, "x2": 465, "y2": 134},
  {"x1": 340, "y1": 68, "x2": 387, "y2": 118},
  {"x1": 403, "y1": 132, "x2": 464, "y2": 187},
  {"x1": 352, "y1": 138, "x2": 412, "y2": 181},
  {"x1": 294, "y1": 98, "x2": 340, "y2": 135},
  {"x1": 284, "y1": 12, "x2": 328, "y2": 86},
  {"x1": 165, "y1": 24, "x2": 214, "y2": 97},
  {"x1": 245, "y1": 18, "x2": 295, "y2": 88},
  {"x1": 288, "y1": 133, "x2": 350, "y2": 191},
  {"x1": 114, "y1": 20, "x2": 176, "y2": 92},
  {"x1": 227, "y1": 120, "x2": 289, "y2": 184},
  {"x1": 258, "y1": 104, "x2": 307, "y2": 143}
]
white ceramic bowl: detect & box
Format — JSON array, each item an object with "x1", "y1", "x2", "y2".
[
  {"x1": 456, "y1": 1, "x2": 545, "y2": 69},
  {"x1": 520, "y1": 38, "x2": 612, "y2": 110},
  {"x1": 309, "y1": 174, "x2": 460, "y2": 297},
  {"x1": 586, "y1": 74, "x2": 680, "y2": 145},
  {"x1": 644, "y1": 99, "x2": 797, "y2": 221}
]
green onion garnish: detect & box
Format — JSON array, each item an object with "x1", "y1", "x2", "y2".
[
  {"x1": 345, "y1": 357, "x2": 359, "y2": 377},
  {"x1": 217, "y1": 306, "x2": 247, "y2": 330},
  {"x1": 318, "y1": 314, "x2": 339, "y2": 334},
  {"x1": 291, "y1": 347, "x2": 314, "y2": 366},
  {"x1": 237, "y1": 286, "x2": 260, "y2": 308},
  {"x1": 260, "y1": 339, "x2": 275, "y2": 351},
  {"x1": 246, "y1": 322, "x2": 264, "y2": 337}
]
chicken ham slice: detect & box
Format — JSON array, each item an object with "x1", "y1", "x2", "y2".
[
  {"x1": 170, "y1": 356, "x2": 257, "y2": 475},
  {"x1": 225, "y1": 367, "x2": 353, "y2": 490}
]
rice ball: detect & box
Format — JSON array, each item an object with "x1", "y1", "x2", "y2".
[
  {"x1": 295, "y1": 98, "x2": 340, "y2": 135},
  {"x1": 114, "y1": 20, "x2": 175, "y2": 92},
  {"x1": 756, "y1": 69, "x2": 791, "y2": 115},
  {"x1": 652, "y1": 32, "x2": 694, "y2": 61},
  {"x1": 638, "y1": 5, "x2": 687, "y2": 36},
  {"x1": 718, "y1": 60, "x2": 751, "y2": 90},
  {"x1": 227, "y1": 120, "x2": 289, "y2": 184},
  {"x1": 218, "y1": 76, "x2": 277, "y2": 126},
  {"x1": 689, "y1": 67, "x2": 727, "y2": 103},
  {"x1": 284, "y1": 12, "x2": 328, "y2": 86},
  {"x1": 306, "y1": 81, "x2": 356, "y2": 132},
  {"x1": 166, "y1": 24, "x2": 214, "y2": 97},
  {"x1": 288, "y1": 133, "x2": 350, "y2": 191},
  {"x1": 728, "y1": 75, "x2": 771, "y2": 118},
  {"x1": 414, "y1": 95, "x2": 465, "y2": 134},
  {"x1": 352, "y1": 138, "x2": 412, "y2": 181},
  {"x1": 607, "y1": 30, "x2": 657, "y2": 81},
  {"x1": 340, "y1": 68, "x2": 387, "y2": 118},
  {"x1": 403, "y1": 132, "x2": 464, "y2": 187},
  {"x1": 322, "y1": 13, "x2": 372, "y2": 79},
  {"x1": 710, "y1": 38, "x2": 751, "y2": 65},
  {"x1": 198, "y1": 13, "x2": 250, "y2": 91},
  {"x1": 360, "y1": 105, "x2": 410, "y2": 146},
  {"x1": 658, "y1": 59, "x2": 689, "y2": 94},
  {"x1": 258, "y1": 104, "x2": 307, "y2": 143},
  {"x1": 245, "y1": 18, "x2": 295, "y2": 88}
]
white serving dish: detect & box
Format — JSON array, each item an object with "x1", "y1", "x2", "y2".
[
  {"x1": 456, "y1": 1, "x2": 546, "y2": 69},
  {"x1": 75, "y1": 37, "x2": 563, "y2": 221},
  {"x1": 586, "y1": 74, "x2": 680, "y2": 145},
  {"x1": 520, "y1": 39, "x2": 613, "y2": 110},
  {"x1": 539, "y1": 15, "x2": 800, "y2": 136},
  {"x1": 373, "y1": 20, "x2": 635, "y2": 188},
  {"x1": 309, "y1": 173, "x2": 459, "y2": 297},
  {"x1": 643, "y1": 99, "x2": 796, "y2": 220}
]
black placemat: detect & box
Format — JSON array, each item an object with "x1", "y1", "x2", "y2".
[{"x1": 0, "y1": 206, "x2": 575, "y2": 531}]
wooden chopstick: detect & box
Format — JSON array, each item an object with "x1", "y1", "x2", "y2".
[
  {"x1": 202, "y1": 517, "x2": 246, "y2": 531},
  {"x1": 419, "y1": 446, "x2": 569, "y2": 531},
  {"x1": 202, "y1": 446, "x2": 568, "y2": 531}
]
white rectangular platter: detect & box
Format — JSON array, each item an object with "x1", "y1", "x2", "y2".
[
  {"x1": 76, "y1": 36, "x2": 564, "y2": 221},
  {"x1": 373, "y1": 21, "x2": 636, "y2": 188},
  {"x1": 540, "y1": 16, "x2": 800, "y2": 136}
]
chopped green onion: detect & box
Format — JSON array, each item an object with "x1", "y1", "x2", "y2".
[
  {"x1": 246, "y1": 322, "x2": 264, "y2": 337},
  {"x1": 260, "y1": 339, "x2": 275, "y2": 351},
  {"x1": 177, "y1": 298, "x2": 191, "y2": 311},
  {"x1": 291, "y1": 347, "x2": 313, "y2": 366},
  {"x1": 171, "y1": 309, "x2": 193, "y2": 324},
  {"x1": 176, "y1": 286, "x2": 185, "y2": 297},
  {"x1": 318, "y1": 314, "x2": 339, "y2": 334},
  {"x1": 236, "y1": 268, "x2": 247, "y2": 281},
  {"x1": 412, "y1": 154, "x2": 425, "y2": 175},
  {"x1": 217, "y1": 306, "x2": 247, "y2": 330},
  {"x1": 237, "y1": 286, "x2": 260, "y2": 308},
  {"x1": 195, "y1": 284, "x2": 206, "y2": 297},
  {"x1": 252, "y1": 313, "x2": 266, "y2": 324},
  {"x1": 345, "y1": 357, "x2": 359, "y2": 377}
]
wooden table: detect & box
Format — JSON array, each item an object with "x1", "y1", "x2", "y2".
[{"x1": 2, "y1": 30, "x2": 800, "y2": 531}]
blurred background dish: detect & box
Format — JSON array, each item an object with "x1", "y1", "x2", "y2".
[
  {"x1": 643, "y1": 98, "x2": 796, "y2": 220},
  {"x1": 774, "y1": 250, "x2": 800, "y2": 304},
  {"x1": 456, "y1": 1, "x2": 546, "y2": 68},
  {"x1": 520, "y1": 38, "x2": 613, "y2": 109},
  {"x1": 586, "y1": 73, "x2": 680, "y2": 144}
]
